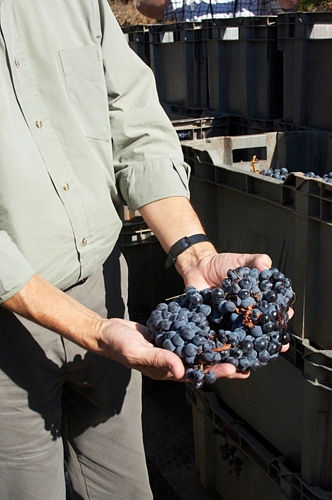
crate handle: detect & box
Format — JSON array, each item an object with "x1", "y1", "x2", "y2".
[{"x1": 308, "y1": 24, "x2": 332, "y2": 39}]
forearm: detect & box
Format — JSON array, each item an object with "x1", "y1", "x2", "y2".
[
  {"x1": 278, "y1": 0, "x2": 300, "y2": 9},
  {"x1": 1, "y1": 273, "x2": 186, "y2": 380},
  {"x1": 1, "y1": 274, "x2": 107, "y2": 354},
  {"x1": 136, "y1": 0, "x2": 169, "y2": 19},
  {"x1": 139, "y1": 196, "x2": 217, "y2": 276},
  {"x1": 140, "y1": 196, "x2": 273, "y2": 291}
]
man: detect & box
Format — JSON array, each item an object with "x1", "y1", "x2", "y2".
[
  {"x1": 136, "y1": 0, "x2": 301, "y2": 24},
  {"x1": 0, "y1": 0, "x2": 287, "y2": 498}
]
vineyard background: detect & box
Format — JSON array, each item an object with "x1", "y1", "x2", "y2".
[{"x1": 108, "y1": 0, "x2": 332, "y2": 26}]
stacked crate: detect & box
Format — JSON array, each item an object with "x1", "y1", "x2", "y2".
[{"x1": 121, "y1": 14, "x2": 332, "y2": 500}]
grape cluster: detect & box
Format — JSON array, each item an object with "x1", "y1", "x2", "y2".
[
  {"x1": 305, "y1": 171, "x2": 332, "y2": 184},
  {"x1": 145, "y1": 267, "x2": 294, "y2": 389},
  {"x1": 260, "y1": 167, "x2": 289, "y2": 181},
  {"x1": 213, "y1": 426, "x2": 243, "y2": 478},
  {"x1": 259, "y1": 168, "x2": 332, "y2": 184},
  {"x1": 260, "y1": 169, "x2": 332, "y2": 184}
]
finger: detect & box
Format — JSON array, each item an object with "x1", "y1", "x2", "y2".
[
  {"x1": 287, "y1": 307, "x2": 294, "y2": 319},
  {"x1": 246, "y1": 253, "x2": 272, "y2": 271},
  {"x1": 139, "y1": 347, "x2": 186, "y2": 381},
  {"x1": 209, "y1": 362, "x2": 251, "y2": 380},
  {"x1": 280, "y1": 343, "x2": 289, "y2": 353}
]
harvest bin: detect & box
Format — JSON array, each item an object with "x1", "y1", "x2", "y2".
[
  {"x1": 182, "y1": 131, "x2": 332, "y2": 350},
  {"x1": 149, "y1": 22, "x2": 204, "y2": 108},
  {"x1": 162, "y1": 102, "x2": 230, "y2": 140},
  {"x1": 121, "y1": 24, "x2": 152, "y2": 66},
  {"x1": 201, "y1": 16, "x2": 283, "y2": 119},
  {"x1": 210, "y1": 336, "x2": 332, "y2": 492},
  {"x1": 186, "y1": 387, "x2": 332, "y2": 500},
  {"x1": 278, "y1": 12, "x2": 332, "y2": 131}
]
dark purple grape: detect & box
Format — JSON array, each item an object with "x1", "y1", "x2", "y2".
[
  {"x1": 181, "y1": 325, "x2": 195, "y2": 341},
  {"x1": 258, "y1": 350, "x2": 270, "y2": 363},
  {"x1": 250, "y1": 308, "x2": 261, "y2": 322},
  {"x1": 204, "y1": 371, "x2": 217, "y2": 384},
  {"x1": 280, "y1": 331, "x2": 291, "y2": 344},
  {"x1": 172, "y1": 333, "x2": 185, "y2": 347},
  {"x1": 267, "y1": 341, "x2": 282, "y2": 355},
  {"x1": 262, "y1": 321, "x2": 275, "y2": 333},
  {"x1": 238, "y1": 278, "x2": 251, "y2": 289},
  {"x1": 184, "y1": 343, "x2": 198, "y2": 357},
  {"x1": 163, "y1": 339, "x2": 176, "y2": 351},
  {"x1": 211, "y1": 287, "x2": 225, "y2": 304},
  {"x1": 238, "y1": 289, "x2": 250, "y2": 300},
  {"x1": 259, "y1": 313, "x2": 270, "y2": 325},
  {"x1": 253, "y1": 337, "x2": 268, "y2": 352},
  {"x1": 264, "y1": 290, "x2": 277, "y2": 303},
  {"x1": 241, "y1": 339, "x2": 253, "y2": 354}
]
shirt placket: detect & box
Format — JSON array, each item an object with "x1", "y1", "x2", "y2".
[{"x1": 1, "y1": 0, "x2": 96, "y2": 278}]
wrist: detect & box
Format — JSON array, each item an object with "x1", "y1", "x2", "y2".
[
  {"x1": 174, "y1": 241, "x2": 217, "y2": 277},
  {"x1": 165, "y1": 234, "x2": 211, "y2": 268}
]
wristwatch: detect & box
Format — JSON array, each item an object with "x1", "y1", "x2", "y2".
[{"x1": 165, "y1": 234, "x2": 210, "y2": 268}]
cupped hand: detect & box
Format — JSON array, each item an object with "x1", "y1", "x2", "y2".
[
  {"x1": 181, "y1": 251, "x2": 292, "y2": 356},
  {"x1": 99, "y1": 317, "x2": 256, "y2": 381},
  {"x1": 99, "y1": 317, "x2": 186, "y2": 380},
  {"x1": 181, "y1": 251, "x2": 272, "y2": 291}
]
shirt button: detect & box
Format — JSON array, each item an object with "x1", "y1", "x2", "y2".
[
  {"x1": 14, "y1": 58, "x2": 20, "y2": 68},
  {"x1": 81, "y1": 237, "x2": 88, "y2": 247},
  {"x1": 62, "y1": 183, "x2": 70, "y2": 191},
  {"x1": 35, "y1": 120, "x2": 43, "y2": 129}
]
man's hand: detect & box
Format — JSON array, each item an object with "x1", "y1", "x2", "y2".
[
  {"x1": 99, "y1": 317, "x2": 253, "y2": 381},
  {"x1": 0, "y1": 273, "x2": 259, "y2": 382},
  {"x1": 178, "y1": 251, "x2": 272, "y2": 291},
  {"x1": 99, "y1": 317, "x2": 186, "y2": 380}
]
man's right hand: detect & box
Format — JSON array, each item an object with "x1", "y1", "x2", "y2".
[{"x1": 98, "y1": 317, "x2": 254, "y2": 381}]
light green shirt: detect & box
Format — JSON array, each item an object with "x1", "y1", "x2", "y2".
[{"x1": 0, "y1": 0, "x2": 190, "y2": 302}]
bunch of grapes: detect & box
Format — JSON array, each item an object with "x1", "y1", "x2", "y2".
[
  {"x1": 145, "y1": 267, "x2": 295, "y2": 389},
  {"x1": 213, "y1": 425, "x2": 244, "y2": 478},
  {"x1": 305, "y1": 171, "x2": 332, "y2": 184},
  {"x1": 260, "y1": 167, "x2": 289, "y2": 181}
]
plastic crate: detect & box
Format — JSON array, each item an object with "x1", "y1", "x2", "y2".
[
  {"x1": 186, "y1": 387, "x2": 332, "y2": 500},
  {"x1": 149, "y1": 22, "x2": 204, "y2": 108},
  {"x1": 122, "y1": 24, "x2": 152, "y2": 66},
  {"x1": 229, "y1": 114, "x2": 279, "y2": 135},
  {"x1": 182, "y1": 132, "x2": 332, "y2": 349},
  {"x1": 162, "y1": 102, "x2": 230, "y2": 140},
  {"x1": 278, "y1": 12, "x2": 332, "y2": 131},
  {"x1": 117, "y1": 217, "x2": 184, "y2": 323},
  {"x1": 201, "y1": 17, "x2": 283, "y2": 119},
  {"x1": 208, "y1": 336, "x2": 332, "y2": 490},
  {"x1": 182, "y1": 130, "x2": 332, "y2": 207}
]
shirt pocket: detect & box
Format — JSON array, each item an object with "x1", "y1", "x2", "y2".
[{"x1": 59, "y1": 45, "x2": 110, "y2": 142}]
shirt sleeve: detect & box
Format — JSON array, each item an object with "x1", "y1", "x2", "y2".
[
  {"x1": 163, "y1": 2, "x2": 178, "y2": 21},
  {"x1": 97, "y1": 0, "x2": 190, "y2": 211},
  {"x1": 0, "y1": 231, "x2": 35, "y2": 303}
]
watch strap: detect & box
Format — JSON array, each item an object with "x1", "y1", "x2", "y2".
[{"x1": 165, "y1": 234, "x2": 210, "y2": 268}]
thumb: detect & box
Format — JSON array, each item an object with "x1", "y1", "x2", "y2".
[{"x1": 145, "y1": 347, "x2": 186, "y2": 380}]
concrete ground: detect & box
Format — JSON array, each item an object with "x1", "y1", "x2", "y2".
[{"x1": 142, "y1": 379, "x2": 222, "y2": 500}]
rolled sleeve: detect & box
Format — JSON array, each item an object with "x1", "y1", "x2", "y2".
[
  {"x1": 117, "y1": 158, "x2": 190, "y2": 211},
  {"x1": 0, "y1": 231, "x2": 35, "y2": 303},
  {"x1": 98, "y1": 0, "x2": 190, "y2": 208}
]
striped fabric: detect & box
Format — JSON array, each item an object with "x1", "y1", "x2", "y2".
[{"x1": 163, "y1": 0, "x2": 285, "y2": 21}]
